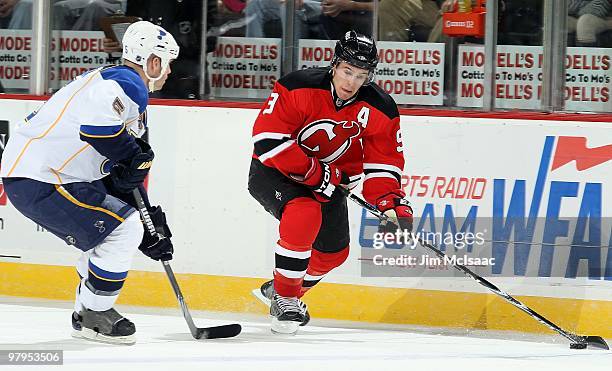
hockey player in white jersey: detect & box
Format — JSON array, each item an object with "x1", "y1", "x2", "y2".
[{"x1": 0, "y1": 21, "x2": 179, "y2": 344}]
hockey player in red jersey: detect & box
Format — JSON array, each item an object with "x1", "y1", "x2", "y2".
[{"x1": 248, "y1": 31, "x2": 413, "y2": 334}]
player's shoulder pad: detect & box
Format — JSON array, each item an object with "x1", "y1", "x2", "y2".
[
  {"x1": 100, "y1": 65, "x2": 148, "y2": 114},
  {"x1": 357, "y1": 83, "x2": 399, "y2": 120},
  {"x1": 277, "y1": 67, "x2": 330, "y2": 92}
]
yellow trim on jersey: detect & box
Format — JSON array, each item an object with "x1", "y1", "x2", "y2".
[
  {"x1": 54, "y1": 184, "x2": 125, "y2": 223},
  {"x1": 125, "y1": 116, "x2": 138, "y2": 126},
  {"x1": 50, "y1": 168, "x2": 63, "y2": 184},
  {"x1": 79, "y1": 123, "x2": 126, "y2": 139},
  {"x1": 6, "y1": 71, "x2": 99, "y2": 177},
  {"x1": 56, "y1": 144, "x2": 91, "y2": 173},
  {"x1": 125, "y1": 116, "x2": 140, "y2": 137},
  {"x1": 88, "y1": 268, "x2": 127, "y2": 282}
]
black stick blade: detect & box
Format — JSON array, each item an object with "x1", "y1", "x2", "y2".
[
  {"x1": 194, "y1": 324, "x2": 242, "y2": 339},
  {"x1": 585, "y1": 336, "x2": 609, "y2": 350}
]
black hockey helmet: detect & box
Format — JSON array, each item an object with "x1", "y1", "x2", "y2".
[{"x1": 331, "y1": 31, "x2": 378, "y2": 83}]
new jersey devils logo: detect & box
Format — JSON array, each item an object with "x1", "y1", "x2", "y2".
[{"x1": 297, "y1": 119, "x2": 361, "y2": 163}]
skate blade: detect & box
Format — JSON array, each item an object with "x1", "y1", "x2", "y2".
[
  {"x1": 270, "y1": 317, "x2": 299, "y2": 335},
  {"x1": 252, "y1": 288, "x2": 271, "y2": 306},
  {"x1": 72, "y1": 328, "x2": 136, "y2": 345}
]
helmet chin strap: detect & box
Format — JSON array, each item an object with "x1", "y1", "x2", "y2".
[
  {"x1": 330, "y1": 79, "x2": 358, "y2": 109},
  {"x1": 142, "y1": 58, "x2": 169, "y2": 92}
]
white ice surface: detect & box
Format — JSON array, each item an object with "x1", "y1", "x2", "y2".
[{"x1": 0, "y1": 297, "x2": 609, "y2": 371}]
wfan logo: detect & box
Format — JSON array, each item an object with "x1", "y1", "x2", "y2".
[{"x1": 493, "y1": 136, "x2": 611, "y2": 280}]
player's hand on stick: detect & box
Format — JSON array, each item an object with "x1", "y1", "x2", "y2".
[
  {"x1": 139, "y1": 206, "x2": 173, "y2": 261},
  {"x1": 110, "y1": 139, "x2": 154, "y2": 193},
  {"x1": 376, "y1": 191, "x2": 413, "y2": 234},
  {"x1": 291, "y1": 158, "x2": 349, "y2": 201}
]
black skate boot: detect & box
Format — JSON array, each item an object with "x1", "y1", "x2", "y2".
[
  {"x1": 71, "y1": 312, "x2": 82, "y2": 331},
  {"x1": 71, "y1": 308, "x2": 136, "y2": 345},
  {"x1": 252, "y1": 280, "x2": 310, "y2": 326},
  {"x1": 270, "y1": 294, "x2": 307, "y2": 335}
]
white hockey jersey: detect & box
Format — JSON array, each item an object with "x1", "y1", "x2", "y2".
[{"x1": 0, "y1": 65, "x2": 148, "y2": 184}]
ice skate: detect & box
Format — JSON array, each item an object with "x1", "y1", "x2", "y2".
[
  {"x1": 71, "y1": 308, "x2": 136, "y2": 345},
  {"x1": 270, "y1": 294, "x2": 308, "y2": 335},
  {"x1": 252, "y1": 280, "x2": 310, "y2": 326}
]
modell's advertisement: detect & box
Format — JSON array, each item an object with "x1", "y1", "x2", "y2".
[
  {"x1": 0, "y1": 30, "x2": 112, "y2": 90},
  {"x1": 207, "y1": 37, "x2": 282, "y2": 99},
  {"x1": 457, "y1": 45, "x2": 611, "y2": 112}
]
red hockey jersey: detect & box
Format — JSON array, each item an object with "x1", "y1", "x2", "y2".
[{"x1": 252, "y1": 67, "x2": 404, "y2": 205}]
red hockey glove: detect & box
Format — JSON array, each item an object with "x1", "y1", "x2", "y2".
[
  {"x1": 376, "y1": 191, "x2": 414, "y2": 234},
  {"x1": 290, "y1": 158, "x2": 349, "y2": 201}
]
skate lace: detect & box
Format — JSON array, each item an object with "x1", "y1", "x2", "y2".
[
  {"x1": 297, "y1": 300, "x2": 308, "y2": 315},
  {"x1": 275, "y1": 295, "x2": 301, "y2": 314}
]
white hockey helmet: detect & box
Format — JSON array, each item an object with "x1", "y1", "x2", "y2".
[{"x1": 122, "y1": 21, "x2": 180, "y2": 92}]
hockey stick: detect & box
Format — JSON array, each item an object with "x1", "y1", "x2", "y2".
[
  {"x1": 346, "y1": 191, "x2": 609, "y2": 350},
  {"x1": 132, "y1": 188, "x2": 242, "y2": 340}
]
